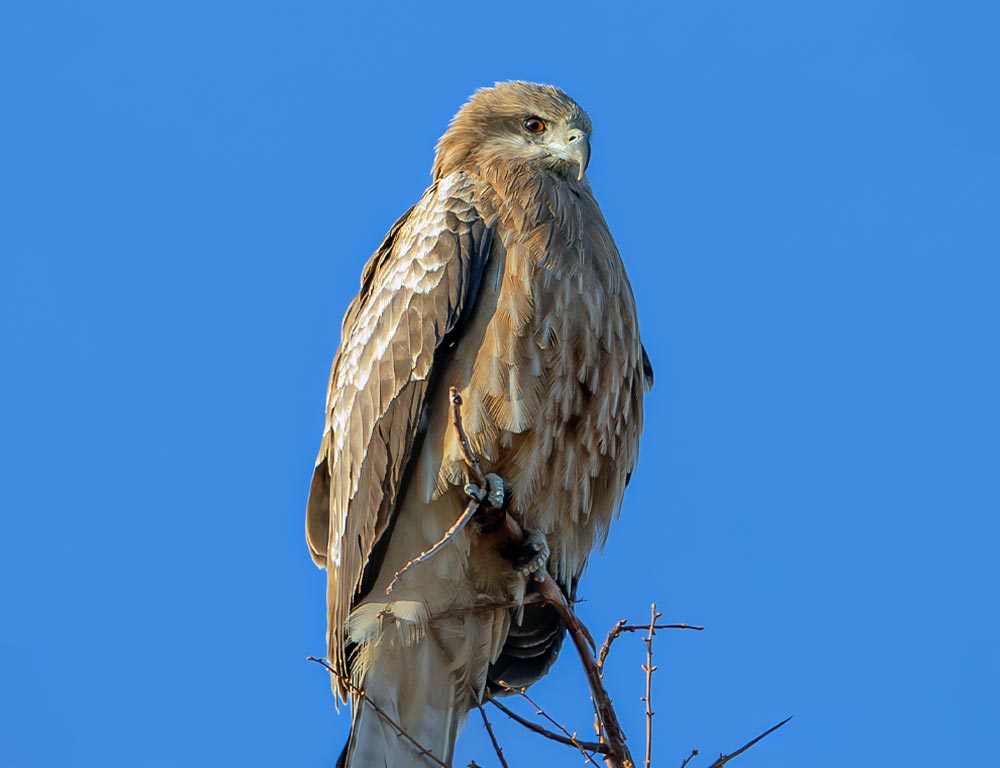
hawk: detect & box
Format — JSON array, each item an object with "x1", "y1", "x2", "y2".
[{"x1": 306, "y1": 81, "x2": 651, "y2": 767}]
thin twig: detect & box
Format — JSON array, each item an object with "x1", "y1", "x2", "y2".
[
  {"x1": 598, "y1": 620, "x2": 628, "y2": 677},
  {"x1": 599, "y1": 620, "x2": 704, "y2": 675},
  {"x1": 385, "y1": 498, "x2": 479, "y2": 594},
  {"x1": 679, "y1": 749, "x2": 699, "y2": 768},
  {"x1": 641, "y1": 604, "x2": 661, "y2": 768},
  {"x1": 469, "y1": 687, "x2": 509, "y2": 768},
  {"x1": 429, "y1": 592, "x2": 546, "y2": 623},
  {"x1": 384, "y1": 387, "x2": 502, "y2": 596},
  {"x1": 495, "y1": 680, "x2": 602, "y2": 766},
  {"x1": 448, "y1": 387, "x2": 633, "y2": 768},
  {"x1": 705, "y1": 716, "x2": 793, "y2": 768},
  {"x1": 485, "y1": 690, "x2": 610, "y2": 755},
  {"x1": 450, "y1": 389, "x2": 487, "y2": 485},
  {"x1": 306, "y1": 656, "x2": 448, "y2": 768},
  {"x1": 625, "y1": 624, "x2": 704, "y2": 633}
]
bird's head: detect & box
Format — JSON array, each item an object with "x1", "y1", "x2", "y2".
[{"x1": 433, "y1": 81, "x2": 593, "y2": 182}]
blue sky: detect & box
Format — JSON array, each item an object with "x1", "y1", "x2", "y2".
[{"x1": 2, "y1": 1, "x2": 997, "y2": 766}]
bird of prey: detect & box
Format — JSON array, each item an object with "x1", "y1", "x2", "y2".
[{"x1": 306, "y1": 81, "x2": 651, "y2": 767}]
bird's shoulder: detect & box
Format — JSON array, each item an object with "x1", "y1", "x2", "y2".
[{"x1": 333, "y1": 172, "x2": 489, "y2": 350}]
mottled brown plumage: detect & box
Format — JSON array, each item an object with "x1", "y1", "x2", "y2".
[{"x1": 306, "y1": 81, "x2": 650, "y2": 766}]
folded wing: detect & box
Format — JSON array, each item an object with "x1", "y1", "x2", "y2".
[{"x1": 306, "y1": 173, "x2": 493, "y2": 686}]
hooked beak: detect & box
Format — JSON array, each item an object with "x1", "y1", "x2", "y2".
[
  {"x1": 566, "y1": 128, "x2": 590, "y2": 180},
  {"x1": 550, "y1": 128, "x2": 591, "y2": 180}
]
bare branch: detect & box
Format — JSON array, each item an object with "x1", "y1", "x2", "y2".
[
  {"x1": 429, "y1": 592, "x2": 546, "y2": 623},
  {"x1": 495, "y1": 680, "x2": 602, "y2": 766},
  {"x1": 469, "y1": 687, "x2": 510, "y2": 768},
  {"x1": 641, "y1": 604, "x2": 662, "y2": 768},
  {"x1": 450, "y1": 388, "x2": 487, "y2": 486},
  {"x1": 315, "y1": 386, "x2": 790, "y2": 768},
  {"x1": 627, "y1": 624, "x2": 704, "y2": 633},
  {"x1": 306, "y1": 657, "x2": 448, "y2": 768},
  {"x1": 599, "y1": 620, "x2": 703, "y2": 675},
  {"x1": 385, "y1": 498, "x2": 479, "y2": 594},
  {"x1": 383, "y1": 387, "x2": 500, "y2": 596},
  {"x1": 448, "y1": 387, "x2": 634, "y2": 768},
  {"x1": 705, "y1": 716, "x2": 793, "y2": 768},
  {"x1": 485, "y1": 690, "x2": 610, "y2": 756}
]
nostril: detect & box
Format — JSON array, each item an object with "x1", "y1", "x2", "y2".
[{"x1": 568, "y1": 133, "x2": 579, "y2": 143}]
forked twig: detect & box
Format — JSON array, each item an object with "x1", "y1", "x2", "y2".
[
  {"x1": 705, "y1": 716, "x2": 793, "y2": 768},
  {"x1": 599, "y1": 620, "x2": 704, "y2": 675},
  {"x1": 306, "y1": 656, "x2": 447, "y2": 767},
  {"x1": 485, "y1": 690, "x2": 610, "y2": 756}
]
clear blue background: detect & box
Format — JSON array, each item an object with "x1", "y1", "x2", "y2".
[{"x1": 2, "y1": 1, "x2": 997, "y2": 766}]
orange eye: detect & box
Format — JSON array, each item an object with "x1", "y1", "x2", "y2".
[{"x1": 523, "y1": 117, "x2": 546, "y2": 134}]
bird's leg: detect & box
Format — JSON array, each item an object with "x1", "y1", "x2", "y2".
[
  {"x1": 464, "y1": 472, "x2": 551, "y2": 579},
  {"x1": 464, "y1": 473, "x2": 508, "y2": 532}
]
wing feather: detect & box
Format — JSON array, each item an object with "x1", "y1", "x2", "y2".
[{"x1": 306, "y1": 172, "x2": 492, "y2": 686}]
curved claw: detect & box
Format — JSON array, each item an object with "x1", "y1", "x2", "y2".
[
  {"x1": 515, "y1": 529, "x2": 551, "y2": 581},
  {"x1": 465, "y1": 473, "x2": 506, "y2": 509},
  {"x1": 464, "y1": 483, "x2": 487, "y2": 503},
  {"x1": 467, "y1": 473, "x2": 508, "y2": 533},
  {"x1": 484, "y1": 473, "x2": 506, "y2": 509}
]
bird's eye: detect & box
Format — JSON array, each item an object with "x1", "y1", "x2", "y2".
[{"x1": 523, "y1": 117, "x2": 547, "y2": 134}]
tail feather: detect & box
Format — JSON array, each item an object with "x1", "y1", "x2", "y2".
[
  {"x1": 487, "y1": 578, "x2": 574, "y2": 693},
  {"x1": 340, "y1": 611, "x2": 495, "y2": 767},
  {"x1": 340, "y1": 661, "x2": 461, "y2": 766},
  {"x1": 343, "y1": 699, "x2": 451, "y2": 768}
]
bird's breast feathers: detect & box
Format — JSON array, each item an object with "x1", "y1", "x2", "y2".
[{"x1": 421, "y1": 170, "x2": 645, "y2": 584}]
